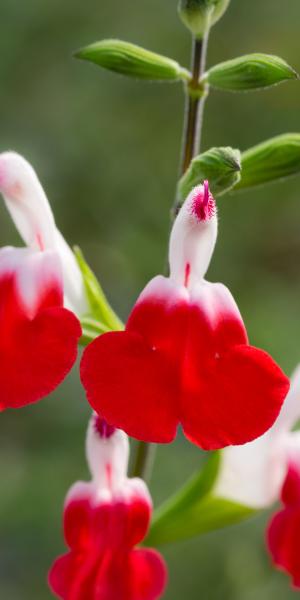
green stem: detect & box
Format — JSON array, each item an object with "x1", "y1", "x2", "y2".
[
  {"x1": 131, "y1": 441, "x2": 156, "y2": 481},
  {"x1": 174, "y1": 31, "x2": 210, "y2": 216},
  {"x1": 131, "y1": 31, "x2": 210, "y2": 482}
]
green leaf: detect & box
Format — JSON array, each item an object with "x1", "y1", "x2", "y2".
[
  {"x1": 74, "y1": 39, "x2": 189, "y2": 82},
  {"x1": 178, "y1": 146, "x2": 241, "y2": 200},
  {"x1": 146, "y1": 496, "x2": 255, "y2": 546},
  {"x1": 235, "y1": 133, "x2": 300, "y2": 190},
  {"x1": 74, "y1": 246, "x2": 123, "y2": 331},
  {"x1": 206, "y1": 53, "x2": 298, "y2": 91},
  {"x1": 145, "y1": 453, "x2": 255, "y2": 546}
]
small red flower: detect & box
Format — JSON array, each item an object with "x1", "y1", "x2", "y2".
[
  {"x1": 267, "y1": 462, "x2": 300, "y2": 588},
  {"x1": 0, "y1": 152, "x2": 82, "y2": 409},
  {"x1": 81, "y1": 183, "x2": 289, "y2": 450},
  {"x1": 49, "y1": 415, "x2": 167, "y2": 600}
]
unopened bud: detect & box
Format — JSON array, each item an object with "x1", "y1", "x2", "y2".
[
  {"x1": 178, "y1": 146, "x2": 241, "y2": 200},
  {"x1": 178, "y1": 0, "x2": 231, "y2": 38}
]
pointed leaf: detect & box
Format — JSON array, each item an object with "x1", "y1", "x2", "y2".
[
  {"x1": 74, "y1": 247, "x2": 123, "y2": 332},
  {"x1": 178, "y1": 146, "x2": 241, "y2": 200},
  {"x1": 235, "y1": 133, "x2": 300, "y2": 190},
  {"x1": 206, "y1": 54, "x2": 298, "y2": 91},
  {"x1": 146, "y1": 495, "x2": 255, "y2": 546},
  {"x1": 75, "y1": 39, "x2": 189, "y2": 82}
]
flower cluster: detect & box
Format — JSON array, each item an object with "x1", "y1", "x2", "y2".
[
  {"x1": 48, "y1": 414, "x2": 167, "y2": 599},
  {"x1": 0, "y1": 152, "x2": 298, "y2": 596}
]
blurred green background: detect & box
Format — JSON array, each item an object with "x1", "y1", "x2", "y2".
[{"x1": 0, "y1": 0, "x2": 300, "y2": 598}]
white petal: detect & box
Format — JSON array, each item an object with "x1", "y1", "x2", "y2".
[
  {"x1": 118, "y1": 477, "x2": 152, "y2": 509},
  {"x1": 214, "y1": 430, "x2": 287, "y2": 508},
  {"x1": 190, "y1": 280, "x2": 245, "y2": 333},
  {"x1": 0, "y1": 152, "x2": 56, "y2": 250},
  {"x1": 0, "y1": 246, "x2": 63, "y2": 318},
  {"x1": 284, "y1": 431, "x2": 300, "y2": 468},
  {"x1": 54, "y1": 230, "x2": 88, "y2": 315},
  {"x1": 65, "y1": 480, "x2": 95, "y2": 507},
  {"x1": 169, "y1": 184, "x2": 218, "y2": 289},
  {"x1": 132, "y1": 274, "x2": 189, "y2": 308}
]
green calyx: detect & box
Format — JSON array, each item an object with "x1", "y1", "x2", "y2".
[
  {"x1": 178, "y1": 146, "x2": 241, "y2": 201},
  {"x1": 178, "y1": 0, "x2": 231, "y2": 38}
]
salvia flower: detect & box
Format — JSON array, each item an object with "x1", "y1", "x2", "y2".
[
  {"x1": 81, "y1": 182, "x2": 289, "y2": 450},
  {"x1": 0, "y1": 152, "x2": 82, "y2": 409},
  {"x1": 48, "y1": 413, "x2": 167, "y2": 600}
]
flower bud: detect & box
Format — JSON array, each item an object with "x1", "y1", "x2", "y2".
[
  {"x1": 178, "y1": 146, "x2": 241, "y2": 200},
  {"x1": 178, "y1": 0, "x2": 231, "y2": 38}
]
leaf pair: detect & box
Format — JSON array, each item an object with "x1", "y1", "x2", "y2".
[{"x1": 76, "y1": 40, "x2": 297, "y2": 93}]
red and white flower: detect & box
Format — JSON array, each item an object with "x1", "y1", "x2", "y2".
[
  {"x1": 215, "y1": 365, "x2": 300, "y2": 508},
  {"x1": 81, "y1": 182, "x2": 289, "y2": 450},
  {"x1": 0, "y1": 152, "x2": 83, "y2": 409},
  {"x1": 213, "y1": 364, "x2": 300, "y2": 587},
  {"x1": 48, "y1": 413, "x2": 167, "y2": 600}
]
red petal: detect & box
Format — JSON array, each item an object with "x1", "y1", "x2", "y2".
[
  {"x1": 80, "y1": 276, "x2": 187, "y2": 442},
  {"x1": 180, "y1": 284, "x2": 288, "y2": 449},
  {"x1": 48, "y1": 553, "x2": 77, "y2": 599},
  {"x1": 49, "y1": 550, "x2": 101, "y2": 600},
  {"x1": 92, "y1": 549, "x2": 167, "y2": 600},
  {"x1": 0, "y1": 305, "x2": 81, "y2": 409},
  {"x1": 182, "y1": 344, "x2": 289, "y2": 450},
  {"x1": 50, "y1": 480, "x2": 166, "y2": 600},
  {"x1": 64, "y1": 484, "x2": 94, "y2": 550},
  {"x1": 81, "y1": 330, "x2": 180, "y2": 443},
  {"x1": 0, "y1": 262, "x2": 81, "y2": 409},
  {"x1": 128, "y1": 548, "x2": 167, "y2": 600},
  {"x1": 101, "y1": 494, "x2": 151, "y2": 549},
  {"x1": 81, "y1": 277, "x2": 288, "y2": 448},
  {"x1": 267, "y1": 507, "x2": 300, "y2": 588},
  {"x1": 122, "y1": 494, "x2": 152, "y2": 547},
  {"x1": 281, "y1": 464, "x2": 300, "y2": 506}
]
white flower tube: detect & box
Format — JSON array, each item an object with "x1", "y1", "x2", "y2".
[
  {"x1": 169, "y1": 181, "x2": 218, "y2": 288},
  {"x1": 0, "y1": 151, "x2": 88, "y2": 315}
]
